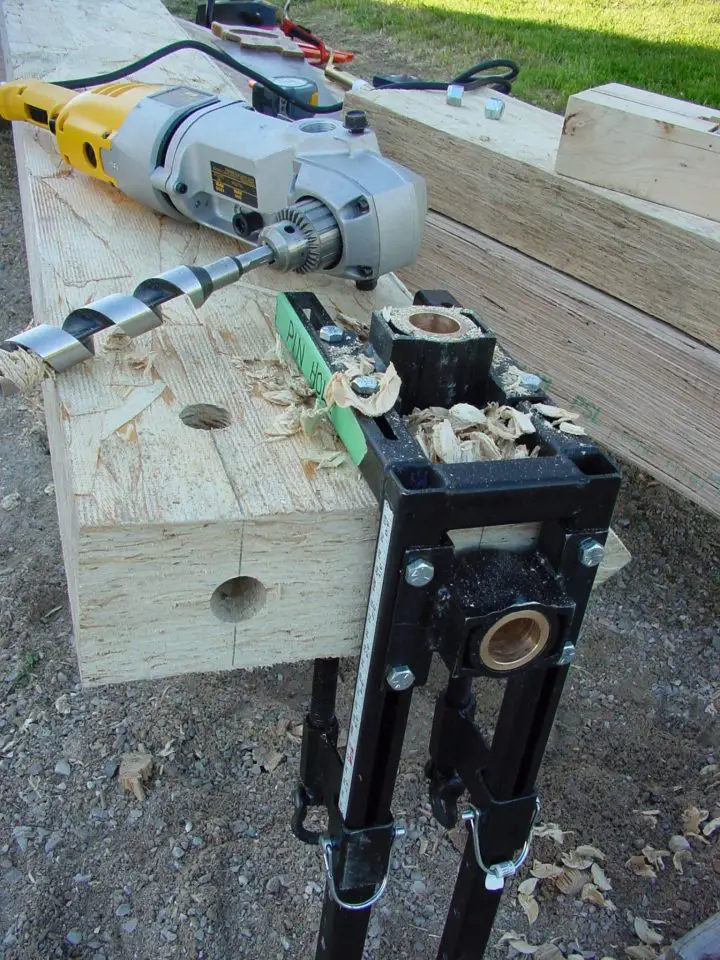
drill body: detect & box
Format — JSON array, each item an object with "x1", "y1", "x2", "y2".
[{"x1": 0, "y1": 78, "x2": 426, "y2": 284}]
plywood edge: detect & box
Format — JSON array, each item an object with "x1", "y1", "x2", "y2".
[{"x1": 401, "y1": 213, "x2": 720, "y2": 518}]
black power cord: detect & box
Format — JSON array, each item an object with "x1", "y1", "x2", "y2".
[
  {"x1": 374, "y1": 59, "x2": 519, "y2": 95},
  {"x1": 54, "y1": 41, "x2": 520, "y2": 114},
  {"x1": 54, "y1": 39, "x2": 345, "y2": 114}
]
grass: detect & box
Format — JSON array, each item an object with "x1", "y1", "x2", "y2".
[{"x1": 167, "y1": 0, "x2": 720, "y2": 112}]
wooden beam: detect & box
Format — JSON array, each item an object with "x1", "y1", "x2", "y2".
[
  {"x1": 1, "y1": 0, "x2": 629, "y2": 687},
  {"x1": 399, "y1": 213, "x2": 720, "y2": 517},
  {"x1": 347, "y1": 86, "x2": 720, "y2": 351},
  {"x1": 0, "y1": 0, "x2": 411, "y2": 685},
  {"x1": 556, "y1": 84, "x2": 720, "y2": 222}
]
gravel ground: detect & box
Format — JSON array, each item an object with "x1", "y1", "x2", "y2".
[{"x1": 1, "y1": 94, "x2": 720, "y2": 960}]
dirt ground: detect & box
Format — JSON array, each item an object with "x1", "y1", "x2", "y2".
[{"x1": 1, "y1": 37, "x2": 720, "y2": 960}]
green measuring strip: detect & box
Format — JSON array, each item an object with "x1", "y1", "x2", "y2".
[{"x1": 273, "y1": 294, "x2": 368, "y2": 466}]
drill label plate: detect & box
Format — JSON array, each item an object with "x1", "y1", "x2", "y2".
[
  {"x1": 273, "y1": 296, "x2": 368, "y2": 466},
  {"x1": 210, "y1": 161, "x2": 258, "y2": 208},
  {"x1": 338, "y1": 498, "x2": 395, "y2": 819}
]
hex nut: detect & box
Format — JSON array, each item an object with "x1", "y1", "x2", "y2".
[
  {"x1": 579, "y1": 538, "x2": 605, "y2": 568},
  {"x1": 405, "y1": 558, "x2": 434, "y2": 587}
]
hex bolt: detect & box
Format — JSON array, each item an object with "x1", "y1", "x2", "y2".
[
  {"x1": 319, "y1": 325, "x2": 344, "y2": 344},
  {"x1": 386, "y1": 665, "x2": 415, "y2": 691},
  {"x1": 518, "y1": 371, "x2": 543, "y2": 391},
  {"x1": 485, "y1": 97, "x2": 505, "y2": 120},
  {"x1": 578, "y1": 538, "x2": 605, "y2": 568},
  {"x1": 351, "y1": 375, "x2": 379, "y2": 397},
  {"x1": 557, "y1": 642, "x2": 576, "y2": 666},
  {"x1": 405, "y1": 558, "x2": 434, "y2": 587}
]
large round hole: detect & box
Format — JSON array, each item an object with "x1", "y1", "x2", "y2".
[
  {"x1": 479, "y1": 610, "x2": 550, "y2": 672},
  {"x1": 298, "y1": 120, "x2": 337, "y2": 134},
  {"x1": 409, "y1": 312, "x2": 462, "y2": 335},
  {"x1": 83, "y1": 142, "x2": 97, "y2": 168},
  {"x1": 179, "y1": 403, "x2": 231, "y2": 430},
  {"x1": 211, "y1": 576, "x2": 267, "y2": 622}
]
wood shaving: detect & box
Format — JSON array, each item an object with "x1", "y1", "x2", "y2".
[
  {"x1": 554, "y1": 867, "x2": 587, "y2": 896},
  {"x1": 532, "y1": 823, "x2": 570, "y2": 845},
  {"x1": 103, "y1": 330, "x2": 133, "y2": 351},
  {"x1": 580, "y1": 882, "x2": 606, "y2": 906},
  {"x1": 0, "y1": 346, "x2": 52, "y2": 394},
  {"x1": 702, "y1": 815, "x2": 720, "y2": 836},
  {"x1": 406, "y1": 401, "x2": 539, "y2": 465},
  {"x1": 530, "y1": 860, "x2": 566, "y2": 880},
  {"x1": 575, "y1": 844, "x2": 606, "y2": 861},
  {"x1": 240, "y1": 341, "x2": 347, "y2": 465},
  {"x1": 625, "y1": 947, "x2": 659, "y2": 960},
  {"x1": 119, "y1": 752, "x2": 153, "y2": 802},
  {"x1": 591, "y1": 862, "x2": 612, "y2": 891},
  {"x1": 633, "y1": 917, "x2": 664, "y2": 946},
  {"x1": 533, "y1": 402, "x2": 587, "y2": 436},
  {"x1": 335, "y1": 310, "x2": 370, "y2": 340},
  {"x1": 682, "y1": 804, "x2": 709, "y2": 835},
  {"x1": 626, "y1": 854, "x2": 656, "y2": 879},
  {"x1": 518, "y1": 891, "x2": 539, "y2": 924},
  {"x1": 494, "y1": 932, "x2": 542, "y2": 954},
  {"x1": 561, "y1": 851, "x2": 594, "y2": 871},
  {"x1": 324, "y1": 362, "x2": 401, "y2": 417},
  {"x1": 640, "y1": 845, "x2": 669, "y2": 870},
  {"x1": 518, "y1": 878, "x2": 539, "y2": 895}
]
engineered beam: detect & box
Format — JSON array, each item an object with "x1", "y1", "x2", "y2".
[
  {"x1": 555, "y1": 84, "x2": 720, "y2": 222},
  {"x1": 400, "y1": 213, "x2": 720, "y2": 517},
  {"x1": 348, "y1": 86, "x2": 720, "y2": 351}
]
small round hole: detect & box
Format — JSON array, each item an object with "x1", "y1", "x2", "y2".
[
  {"x1": 211, "y1": 576, "x2": 266, "y2": 622},
  {"x1": 409, "y1": 312, "x2": 461, "y2": 335},
  {"x1": 179, "y1": 403, "x2": 232, "y2": 430},
  {"x1": 101, "y1": 130, "x2": 112, "y2": 140},
  {"x1": 283, "y1": 225, "x2": 295, "y2": 234},
  {"x1": 83, "y1": 142, "x2": 97, "y2": 168}
]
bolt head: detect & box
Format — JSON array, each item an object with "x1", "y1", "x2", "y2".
[
  {"x1": 344, "y1": 109, "x2": 368, "y2": 134},
  {"x1": 319, "y1": 325, "x2": 344, "y2": 344},
  {"x1": 405, "y1": 558, "x2": 434, "y2": 587},
  {"x1": 518, "y1": 371, "x2": 543, "y2": 391},
  {"x1": 351, "y1": 375, "x2": 379, "y2": 397},
  {"x1": 485, "y1": 97, "x2": 505, "y2": 120},
  {"x1": 579, "y1": 538, "x2": 605, "y2": 568},
  {"x1": 386, "y1": 665, "x2": 415, "y2": 691},
  {"x1": 557, "y1": 642, "x2": 576, "y2": 666}
]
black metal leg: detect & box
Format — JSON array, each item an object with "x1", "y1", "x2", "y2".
[{"x1": 436, "y1": 667, "x2": 570, "y2": 960}]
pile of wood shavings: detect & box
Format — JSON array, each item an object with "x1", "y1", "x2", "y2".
[
  {"x1": 407, "y1": 402, "x2": 539, "y2": 463},
  {"x1": 238, "y1": 340, "x2": 348, "y2": 471},
  {"x1": 406, "y1": 401, "x2": 587, "y2": 464}
]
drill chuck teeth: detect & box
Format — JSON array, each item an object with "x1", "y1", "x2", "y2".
[{"x1": 271, "y1": 200, "x2": 342, "y2": 274}]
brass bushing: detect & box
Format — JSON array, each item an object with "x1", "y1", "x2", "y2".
[{"x1": 478, "y1": 609, "x2": 551, "y2": 672}]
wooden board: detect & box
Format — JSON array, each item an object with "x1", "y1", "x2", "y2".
[
  {"x1": 556, "y1": 84, "x2": 720, "y2": 222},
  {"x1": 1, "y1": 0, "x2": 628, "y2": 686},
  {"x1": 347, "y1": 86, "x2": 720, "y2": 351},
  {"x1": 400, "y1": 214, "x2": 720, "y2": 517}
]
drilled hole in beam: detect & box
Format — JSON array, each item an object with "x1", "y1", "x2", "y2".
[
  {"x1": 211, "y1": 577, "x2": 267, "y2": 623},
  {"x1": 179, "y1": 403, "x2": 231, "y2": 430}
]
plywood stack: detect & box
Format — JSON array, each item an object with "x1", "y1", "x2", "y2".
[{"x1": 346, "y1": 85, "x2": 720, "y2": 517}]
